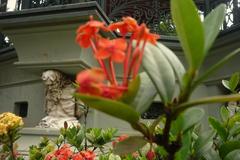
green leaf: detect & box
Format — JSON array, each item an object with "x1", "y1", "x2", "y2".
[
  {"x1": 220, "y1": 106, "x2": 230, "y2": 123},
  {"x1": 75, "y1": 94, "x2": 139, "y2": 125},
  {"x1": 109, "y1": 153, "x2": 121, "y2": 160},
  {"x1": 193, "y1": 48, "x2": 240, "y2": 88},
  {"x1": 203, "y1": 4, "x2": 226, "y2": 53},
  {"x1": 143, "y1": 43, "x2": 175, "y2": 104},
  {"x1": 175, "y1": 94, "x2": 240, "y2": 113},
  {"x1": 120, "y1": 76, "x2": 140, "y2": 104},
  {"x1": 222, "y1": 80, "x2": 230, "y2": 90},
  {"x1": 228, "y1": 113, "x2": 240, "y2": 128},
  {"x1": 229, "y1": 124, "x2": 240, "y2": 138},
  {"x1": 219, "y1": 141, "x2": 240, "y2": 159},
  {"x1": 171, "y1": 0, "x2": 204, "y2": 69},
  {"x1": 113, "y1": 136, "x2": 147, "y2": 155},
  {"x1": 229, "y1": 72, "x2": 240, "y2": 92},
  {"x1": 175, "y1": 131, "x2": 192, "y2": 160},
  {"x1": 193, "y1": 130, "x2": 215, "y2": 157},
  {"x1": 202, "y1": 148, "x2": 221, "y2": 160},
  {"x1": 224, "y1": 149, "x2": 240, "y2": 160},
  {"x1": 171, "y1": 108, "x2": 204, "y2": 135},
  {"x1": 131, "y1": 72, "x2": 157, "y2": 114},
  {"x1": 208, "y1": 117, "x2": 228, "y2": 141},
  {"x1": 156, "y1": 43, "x2": 186, "y2": 90}
]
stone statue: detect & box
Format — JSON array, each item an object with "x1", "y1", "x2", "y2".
[{"x1": 37, "y1": 70, "x2": 81, "y2": 129}]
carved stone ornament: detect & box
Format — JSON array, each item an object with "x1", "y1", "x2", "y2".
[{"x1": 37, "y1": 70, "x2": 81, "y2": 129}]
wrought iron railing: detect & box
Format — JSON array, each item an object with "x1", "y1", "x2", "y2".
[{"x1": 0, "y1": 0, "x2": 240, "y2": 50}]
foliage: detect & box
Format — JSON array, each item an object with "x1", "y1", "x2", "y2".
[
  {"x1": 29, "y1": 124, "x2": 118, "y2": 160},
  {"x1": 29, "y1": 137, "x2": 55, "y2": 160},
  {"x1": 187, "y1": 73, "x2": 240, "y2": 160},
  {"x1": 74, "y1": 0, "x2": 240, "y2": 159}
]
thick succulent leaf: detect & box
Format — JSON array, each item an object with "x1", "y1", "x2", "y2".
[
  {"x1": 208, "y1": 117, "x2": 228, "y2": 141},
  {"x1": 171, "y1": 108, "x2": 205, "y2": 135},
  {"x1": 113, "y1": 136, "x2": 147, "y2": 155},
  {"x1": 224, "y1": 149, "x2": 240, "y2": 160},
  {"x1": 156, "y1": 42, "x2": 186, "y2": 90},
  {"x1": 219, "y1": 141, "x2": 240, "y2": 159},
  {"x1": 120, "y1": 76, "x2": 140, "y2": 104},
  {"x1": 203, "y1": 4, "x2": 226, "y2": 53},
  {"x1": 130, "y1": 72, "x2": 157, "y2": 114},
  {"x1": 75, "y1": 94, "x2": 139, "y2": 125},
  {"x1": 220, "y1": 106, "x2": 230, "y2": 123},
  {"x1": 171, "y1": 0, "x2": 204, "y2": 69},
  {"x1": 143, "y1": 43, "x2": 175, "y2": 104}
]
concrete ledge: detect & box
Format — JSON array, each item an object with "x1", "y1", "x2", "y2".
[{"x1": 0, "y1": 2, "x2": 110, "y2": 30}]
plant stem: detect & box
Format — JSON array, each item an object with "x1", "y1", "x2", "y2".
[
  {"x1": 174, "y1": 94, "x2": 240, "y2": 116},
  {"x1": 123, "y1": 37, "x2": 133, "y2": 86},
  {"x1": 8, "y1": 132, "x2": 16, "y2": 160},
  {"x1": 109, "y1": 60, "x2": 118, "y2": 86},
  {"x1": 192, "y1": 48, "x2": 240, "y2": 89},
  {"x1": 90, "y1": 40, "x2": 112, "y2": 83},
  {"x1": 133, "y1": 41, "x2": 146, "y2": 78},
  {"x1": 84, "y1": 105, "x2": 89, "y2": 150},
  {"x1": 179, "y1": 69, "x2": 197, "y2": 103}
]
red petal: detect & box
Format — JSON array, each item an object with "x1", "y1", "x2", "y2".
[
  {"x1": 76, "y1": 34, "x2": 91, "y2": 48},
  {"x1": 76, "y1": 68, "x2": 105, "y2": 84},
  {"x1": 98, "y1": 38, "x2": 112, "y2": 48},
  {"x1": 111, "y1": 50, "x2": 125, "y2": 63},
  {"x1": 95, "y1": 49, "x2": 111, "y2": 60},
  {"x1": 113, "y1": 38, "x2": 127, "y2": 51}
]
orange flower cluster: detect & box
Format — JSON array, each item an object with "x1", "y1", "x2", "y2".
[
  {"x1": 76, "y1": 16, "x2": 159, "y2": 99},
  {"x1": 45, "y1": 145, "x2": 95, "y2": 160}
]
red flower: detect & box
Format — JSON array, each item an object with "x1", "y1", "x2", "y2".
[
  {"x1": 101, "y1": 86, "x2": 125, "y2": 99},
  {"x1": 76, "y1": 68, "x2": 126, "y2": 99},
  {"x1": 45, "y1": 144, "x2": 73, "y2": 160},
  {"x1": 45, "y1": 154, "x2": 54, "y2": 160},
  {"x1": 96, "y1": 38, "x2": 127, "y2": 63},
  {"x1": 133, "y1": 24, "x2": 160, "y2": 45},
  {"x1": 72, "y1": 153, "x2": 84, "y2": 160},
  {"x1": 76, "y1": 16, "x2": 108, "y2": 48},
  {"x1": 76, "y1": 68, "x2": 106, "y2": 96},
  {"x1": 108, "y1": 17, "x2": 138, "y2": 36},
  {"x1": 80, "y1": 150, "x2": 95, "y2": 160}
]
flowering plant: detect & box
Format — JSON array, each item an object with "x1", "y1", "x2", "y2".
[
  {"x1": 0, "y1": 112, "x2": 24, "y2": 160},
  {"x1": 75, "y1": 0, "x2": 240, "y2": 159},
  {"x1": 29, "y1": 123, "x2": 117, "y2": 160}
]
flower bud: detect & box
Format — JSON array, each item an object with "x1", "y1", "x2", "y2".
[{"x1": 146, "y1": 150, "x2": 156, "y2": 160}]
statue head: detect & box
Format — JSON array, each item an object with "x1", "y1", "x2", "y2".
[{"x1": 41, "y1": 70, "x2": 63, "y2": 86}]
